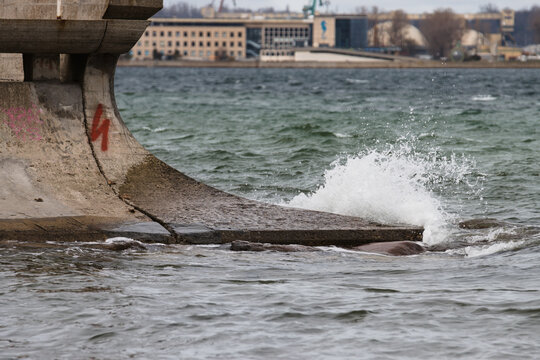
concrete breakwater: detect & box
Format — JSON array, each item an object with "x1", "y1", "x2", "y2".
[{"x1": 0, "y1": 1, "x2": 422, "y2": 249}]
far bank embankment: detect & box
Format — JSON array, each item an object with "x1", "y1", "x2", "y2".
[{"x1": 118, "y1": 59, "x2": 540, "y2": 69}]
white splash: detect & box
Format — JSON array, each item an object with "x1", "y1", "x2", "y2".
[
  {"x1": 454, "y1": 240, "x2": 525, "y2": 258},
  {"x1": 471, "y1": 95, "x2": 497, "y2": 101},
  {"x1": 288, "y1": 145, "x2": 474, "y2": 245},
  {"x1": 334, "y1": 132, "x2": 352, "y2": 138},
  {"x1": 142, "y1": 126, "x2": 167, "y2": 133},
  {"x1": 345, "y1": 78, "x2": 369, "y2": 84},
  {"x1": 466, "y1": 227, "x2": 517, "y2": 244},
  {"x1": 105, "y1": 237, "x2": 141, "y2": 245}
]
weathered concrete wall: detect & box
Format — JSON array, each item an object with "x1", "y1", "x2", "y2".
[
  {"x1": 0, "y1": 0, "x2": 107, "y2": 20},
  {"x1": 0, "y1": 54, "x2": 23, "y2": 81},
  {"x1": 0, "y1": 0, "x2": 162, "y2": 20},
  {"x1": 0, "y1": 20, "x2": 148, "y2": 54},
  {"x1": 0, "y1": 0, "x2": 424, "y2": 245}
]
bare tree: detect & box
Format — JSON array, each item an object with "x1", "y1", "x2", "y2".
[
  {"x1": 530, "y1": 6, "x2": 540, "y2": 43},
  {"x1": 421, "y1": 9, "x2": 464, "y2": 59},
  {"x1": 369, "y1": 6, "x2": 382, "y2": 47},
  {"x1": 155, "y1": 2, "x2": 202, "y2": 18},
  {"x1": 479, "y1": 3, "x2": 500, "y2": 13},
  {"x1": 389, "y1": 10, "x2": 408, "y2": 48}
]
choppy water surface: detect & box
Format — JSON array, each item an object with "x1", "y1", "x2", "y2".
[{"x1": 2, "y1": 68, "x2": 539, "y2": 358}]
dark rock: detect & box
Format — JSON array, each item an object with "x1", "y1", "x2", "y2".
[
  {"x1": 101, "y1": 238, "x2": 147, "y2": 251},
  {"x1": 230, "y1": 240, "x2": 320, "y2": 252},
  {"x1": 353, "y1": 241, "x2": 425, "y2": 256},
  {"x1": 459, "y1": 218, "x2": 504, "y2": 229}
]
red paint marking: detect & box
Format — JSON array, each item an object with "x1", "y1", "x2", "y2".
[{"x1": 91, "y1": 104, "x2": 110, "y2": 152}]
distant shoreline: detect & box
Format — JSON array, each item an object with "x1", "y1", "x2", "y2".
[{"x1": 118, "y1": 59, "x2": 540, "y2": 69}]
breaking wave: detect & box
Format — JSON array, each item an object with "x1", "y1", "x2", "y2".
[
  {"x1": 471, "y1": 94, "x2": 497, "y2": 101},
  {"x1": 288, "y1": 143, "x2": 478, "y2": 245}
]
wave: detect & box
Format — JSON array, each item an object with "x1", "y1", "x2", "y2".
[
  {"x1": 142, "y1": 126, "x2": 168, "y2": 133},
  {"x1": 287, "y1": 144, "x2": 476, "y2": 245},
  {"x1": 449, "y1": 240, "x2": 526, "y2": 258},
  {"x1": 345, "y1": 78, "x2": 369, "y2": 84},
  {"x1": 333, "y1": 132, "x2": 353, "y2": 138},
  {"x1": 471, "y1": 95, "x2": 497, "y2": 101}
]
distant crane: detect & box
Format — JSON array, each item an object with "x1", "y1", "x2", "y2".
[
  {"x1": 218, "y1": 0, "x2": 236, "y2": 13},
  {"x1": 202, "y1": 0, "x2": 237, "y2": 17},
  {"x1": 303, "y1": 0, "x2": 329, "y2": 18}
]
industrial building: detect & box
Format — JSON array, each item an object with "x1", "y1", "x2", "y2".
[
  {"x1": 130, "y1": 15, "x2": 368, "y2": 61},
  {"x1": 129, "y1": 8, "x2": 522, "y2": 62},
  {"x1": 132, "y1": 19, "x2": 247, "y2": 61}
]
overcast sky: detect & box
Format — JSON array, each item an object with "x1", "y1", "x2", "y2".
[{"x1": 163, "y1": 0, "x2": 537, "y2": 13}]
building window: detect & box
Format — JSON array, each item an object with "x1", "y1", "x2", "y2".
[
  {"x1": 144, "y1": 40, "x2": 149, "y2": 46},
  {"x1": 137, "y1": 41, "x2": 142, "y2": 46},
  {"x1": 238, "y1": 51, "x2": 242, "y2": 56},
  {"x1": 199, "y1": 41, "x2": 203, "y2": 47},
  {"x1": 207, "y1": 31, "x2": 211, "y2": 37},
  {"x1": 184, "y1": 41, "x2": 188, "y2": 46},
  {"x1": 176, "y1": 31, "x2": 180, "y2": 36},
  {"x1": 168, "y1": 31, "x2": 172, "y2": 36},
  {"x1": 215, "y1": 41, "x2": 219, "y2": 46},
  {"x1": 191, "y1": 31, "x2": 195, "y2": 37},
  {"x1": 230, "y1": 32, "x2": 234, "y2": 37},
  {"x1": 152, "y1": 42, "x2": 156, "y2": 46},
  {"x1": 160, "y1": 41, "x2": 164, "y2": 46},
  {"x1": 160, "y1": 31, "x2": 164, "y2": 36},
  {"x1": 222, "y1": 32, "x2": 227, "y2": 37},
  {"x1": 137, "y1": 50, "x2": 141, "y2": 55},
  {"x1": 222, "y1": 41, "x2": 226, "y2": 47},
  {"x1": 191, "y1": 50, "x2": 195, "y2": 56},
  {"x1": 184, "y1": 50, "x2": 188, "y2": 56},
  {"x1": 207, "y1": 41, "x2": 211, "y2": 47},
  {"x1": 152, "y1": 31, "x2": 156, "y2": 36},
  {"x1": 238, "y1": 31, "x2": 242, "y2": 37},
  {"x1": 184, "y1": 31, "x2": 188, "y2": 37},
  {"x1": 230, "y1": 51, "x2": 234, "y2": 56},
  {"x1": 238, "y1": 41, "x2": 242, "y2": 47},
  {"x1": 199, "y1": 50, "x2": 203, "y2": 56},
  {"x1": 145, "y1": 50, "x2": 149, "y2": 56},
  {"x1": 230, "y1": 41, "x2": 234, "y2": 47},
  {"x1": 207, "y1": 50, "x2": 212, "y2": 56},
  {"x1": 176, "y1": 41, "x2": 180, "y2": 46},
  {"x1": 215, "y1": 31, "x2": 219, "y2": 37},
  {"x1": 191, "y1": 41, "x2": 195, "y2": 46},
  {"x1": 199, "y1": 31, "x2": 203, "y2": 37},
  {"x1": 145, "y1": 31, "x2": 149, "y2": 36}
]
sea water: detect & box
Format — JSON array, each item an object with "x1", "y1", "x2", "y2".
[{"x1": 1, "y1": 68, "x2": 539, "y2": 358}]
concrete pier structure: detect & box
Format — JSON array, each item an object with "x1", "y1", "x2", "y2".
[{"x1": 0, "y1": 1, "x2": 423, "y2": 246}]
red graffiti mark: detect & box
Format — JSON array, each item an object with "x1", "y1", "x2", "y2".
[
  {"x1": 91, "y1": 104, "x2": 110, "y2": 152},
  {"x1": 2, "y1": 104, "x2": 43, "y2": 141}
]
